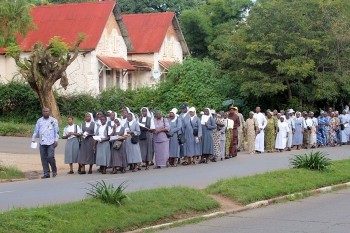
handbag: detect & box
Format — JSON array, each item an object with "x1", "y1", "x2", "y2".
[
  {"x1": 128, "y1": 122, "x2": 139, "y2": 144},
  {"x1": 139, "y1": 117, "x2": 149, "y2": 140},
  {"x1": 113, "y1": 140, "x2": 122, "y2": 150},
  {"x1": 190, "y1": 119, "x2": 198, "y2": 136},
  {"x1": 163, "y1": 118, "x2": 174, "y2": 138}
]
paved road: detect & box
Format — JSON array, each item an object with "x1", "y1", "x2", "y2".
[
  {"x1": 0, "y1": 136, "x2": 349, "y2": 211},
  {"x1": 160, "y1": 188, "x2": 350, "y2": 233},
  {"x1": 0, "y1": 136, "x2": 66, "y2": 154}
]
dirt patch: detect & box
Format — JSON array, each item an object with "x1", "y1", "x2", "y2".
[
  {"x1": 209, "y1": 194, "x2": 243, "y2": 211},
  {"x1": 0, "y1": 152, "x2": 69, "y2": 173}
]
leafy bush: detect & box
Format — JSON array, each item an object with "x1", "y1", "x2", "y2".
[
  {"x1": 0, "y1": 80, "x2": 41, "y2": 123},
  {"x1": 289, "y1": 151, "x2": 332, "y2": 171},
  {"x1": 86, "y1": 180, "x2": 130, "y2": 206}
]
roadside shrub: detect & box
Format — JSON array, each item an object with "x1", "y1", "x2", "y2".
[
  {"x1": 289, "y1": 151, "x2": 332, "y2": 171},
  {"x1": 86, "y1": 180, "x2": 130, "y2": 206},
  {"x1": 0, "y1": 81, "x2": 41, "y2": 123},
  {"x1": 56, "y1": 93, "x2": 100, "y2": 118}
]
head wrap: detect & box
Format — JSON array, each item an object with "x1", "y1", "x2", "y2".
[
  {"x1": 249, "y1": 111, "x2": 254, "y2": 115},
  {"x1": 127, "y1": 112, "x2": 135, "y2": 123},
  {"x1": 140, "y1": 107, "x2": 152, "y2": 118},
  {"x1": 199, "y1": 111, "x2": 204, "y2": 114},
  {"x1": 124, "y1": 106, "x2": 131, "y2": 114},
  {"x1": 86, "y1": 112, "x2": 93, "y2": 122},
  {"x1": 189, "y1": 107, "x2": 196, "y2": 116},
  {"x1": 170, "y1": 108, "x2": 178, "y2": 122},
  {"x1": 285, "y1": 112, "x2": 290, "y2": 115},
  {"x1": 204, "y1": 108, "x2": 211, "y2": 116}
]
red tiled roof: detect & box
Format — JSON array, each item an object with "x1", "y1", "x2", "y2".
[
  {"x1": 122, "y1": 12, "x2": 175, "y2": 54},
  {"x1": 97, "y1": 55, "x2": 136, "y2": 70},
  {"x1": 8, "y1": 2, "x2": 115, "y2": 51},
  {"x1": 159, "y1": 60, "x2": 177, "y2": 70}
]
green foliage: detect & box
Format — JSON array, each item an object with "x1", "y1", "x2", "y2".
[
  {"x1": 180, "y1": 0, "x2": 252, "y2": 57},
  {"x1": 0, "y1": 187, "x2": 219, "y2": 232},
  {"x1": 47, "y1": 36, "x2": 69, "y2": 57},
  {"x1": 289, "y1": 151, "x2": 332, "y2": 171},
  {"x1": 118, "y1": 0, "x2": 202, "y2": 16},
  {"x1": 214, "y1": 0, "x2": 350, "y2": 109},
  {"x1": 0, "y1": 165, "x2": 26, "y2": 179},
  {"x1": 56, "y1": 93, "x2": 100, "y2": 118},
  {"x1": 0, "y1": 81, "x2": 41, "y2": 123},
  {"x1": 86, "y1": 180, "x2": 130, "y2": 206},
  {"x1": 0, "y1": 121, "x2": 33, "y2": 136},
  {"x1": 0, "y1": 0, "x2": 36, "y2": 47},
  {"x1": 206, "y1": 158, "x2": 350, "y2": 205}
]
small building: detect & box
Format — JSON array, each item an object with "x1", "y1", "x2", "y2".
[
  {"x1": 0, "y1": 1, "x2": 189, "y2": 95},
  {"x1": 123, "y1": 12, "x2": 190, "y2": 89}
]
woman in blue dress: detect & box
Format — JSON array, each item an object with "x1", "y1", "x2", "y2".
[
  {"x1": 317, "y1": 111, "x2": 328, "y2": 147},
  {"x1": 292, "y1": 112, "x2": 305, "y2": 150}
]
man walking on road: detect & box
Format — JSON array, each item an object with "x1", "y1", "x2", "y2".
[{"x1": 32, "y1": 107, "x2": 59, "y2": 179}]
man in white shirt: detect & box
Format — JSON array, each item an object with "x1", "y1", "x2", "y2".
[{"x1": 253, "y1": 107, "x2": 266, "y2": 153}]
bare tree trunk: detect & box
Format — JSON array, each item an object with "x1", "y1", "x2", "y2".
[
  {"x1": 299, "y1": 96, "x2": 303, "y2": 108},
  {"x1": 285, "y1": 79, "x2": 292, "y2": 102},
  {"x1": 38, "y1": 88, "x2": 62, "y2": 124}
]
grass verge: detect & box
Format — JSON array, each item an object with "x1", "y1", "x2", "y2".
[
  {"x1": 0, "y1": 165, "x2": 26, "y2": 180},
  {"x1": 206, "y1": 159, "x2": 350, "y2": 205},
  {"x1": 0, "y1": 116, "x2": 84, "y2": 138},
  {"x1": 0, "y1": 186, "x2": 220, "y2": 233}
]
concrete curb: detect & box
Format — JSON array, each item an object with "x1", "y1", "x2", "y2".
[
  {"x1": 126, "y1": 181, "x2": 350, "y2": 233},
  {"x1": 0, "y1": 178, "x2": 29, "y2": 183}
]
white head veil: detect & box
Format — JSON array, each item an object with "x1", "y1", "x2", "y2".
[
  {"x1": 204, "y1": 108, "x2": 212, "y2": 118},
  {"x1": 140, "y1": 107, "x2": 152, "y2": 118},
  {"x1": 189, "y1": 107, "x2": 196, "y2": 120},
  {"x1": 127, "y1": 112, "x2": 135, "y2": 124},
  {"x1": 86, "y1": 112, "x2": 93, "y2": 122},
  {"x1": 170, "y1": 108, "x2": 178, "y2": 122}
]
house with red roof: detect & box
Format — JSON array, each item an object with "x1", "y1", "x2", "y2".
[
  {"x1": 0, "y1": 1, "x2": 189, "y2": 93},
  {"x1": 123, "y1": 12, "x2": 189, "y2": 88}
]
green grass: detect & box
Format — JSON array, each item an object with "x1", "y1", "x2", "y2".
[
  {"x1": 0, "y1": 186, "x2": 220, "y2": 233},
  {"x1": 206, "y1": 159, "x2": 350, "y2": 205},
  {"x1": 0, "y1": 116, "x2": 84, "y2": 138},
  {"x1": 0, "y1": 166, "x2": 26, "y2": 180}
]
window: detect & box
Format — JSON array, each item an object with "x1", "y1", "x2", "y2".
[
  {"x1": 128, "y1": 73, "x2": 132, "y2": 89},
  {"x1": 106, "y1": 70, "x2": 111, "y2": 76},
  {"x1": 116, "y1": 71, "x2": 120, "y2": 87}
]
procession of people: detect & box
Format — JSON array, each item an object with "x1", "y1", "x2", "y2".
[{"x1": 32, "y1": 104, "x2": 350, "y2": 178}]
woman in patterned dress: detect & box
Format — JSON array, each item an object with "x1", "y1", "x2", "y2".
[
  {"x1": 317, "y1": 111, "x2": 328, "y2": 147},
  {"x1": 328, "y1": 112, "x2": 337, "y2": 146},
  {"x1": 309, "y1": 112, "x2": 318, "y2": 148},
  {"x1": 264, "y1": 112, "x2": 278, "y2": 152}
]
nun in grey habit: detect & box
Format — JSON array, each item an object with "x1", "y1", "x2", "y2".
[
  {"x1": 183, "y1": 107, "x2": 202, "y2": 165},
  {"x1": 168, "y1": 108, "x2": 182, "y2": 166},
  {"x1": 139, "y1": 107, "x2": 155, "y2": 169},
  {"x1": 110, "y1": 118, "x2": 127, "y2": 174},
  {"x1": 200, "y1": 108, "x2": 216, "y2": 163},
  {"x1": 93, "y1": 115, "x2": 113, "y2": 174},
  {"x1": 78, "y1": 112, "x2": 97, "y2": 174},
  {"x1": 124, "y1": 112, "x2": 142, "y2": 172}
]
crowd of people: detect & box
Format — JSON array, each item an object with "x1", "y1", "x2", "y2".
[{"x1": 32, "y1": 104, "x2": 350, "y2": 178}]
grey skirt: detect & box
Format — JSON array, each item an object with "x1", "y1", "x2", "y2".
[{"x1": 64, "y1": 138, "x2": 80, "y2": 164}]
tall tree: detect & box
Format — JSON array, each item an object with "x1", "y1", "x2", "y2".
[
  {"x1": 0, "y1": 0, "x2": 35, "y2": 47},
  {"x1": 180, "y1": 0, "x2": 252, "y2": 57},
  {"x1": 213, "y1": 0, "x2": 350, "y2": 109},
  {"x1": 6, "y1": 35, "x2": 85, "y2": 123},
  {"x1": 117, "y1": 0, "x2": 202, "y2": 16}
]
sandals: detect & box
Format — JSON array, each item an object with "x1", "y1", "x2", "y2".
[
  {"x1": 192, "y1": 162, "x2": 196, "y2": 165},
  {"x1": 182, "y1": 162, "x2": 189, "y2": 166},
  {"x1": 110, "y1": 171, "x2": 117, "y2": 174},
  {"x1": 67, "y1": 170, "x2": 74, "y2": 174},
  {"x1": 153, "y1": 166, "x2": 161, "y2": 169}
]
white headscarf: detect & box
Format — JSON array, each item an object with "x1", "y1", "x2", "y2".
[
  {"x1": 189, "y1": 107, "x2": 196, "y2": 121},
  {"x1": 124, "y1": 106, "x2": 131, "y2": 114},
  {"x1": 86, "y1": 112, "x2": 93, "y2": 122},
  {"x1": 127, "y1": 112, "x2": 135, "y2": 124},
  {"x1": 114, "y1": 117, "x2": 122, "y2": 132},
  {"x1": 204, "y1": 108, "x2": 212, "y2": 118},
  {"x1": 170, "y1": 108, "x2": 178, "y2": 122},
  {"x1": 140, "y1": 107, "x2": 152, "y2": 118}
]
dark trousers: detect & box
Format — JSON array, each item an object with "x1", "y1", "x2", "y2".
[
  {"x1": 39, "y1": 144, "x2": 57, "y2": 176},
  {"x1": 229, "y1": 129, "x2": 238, "y2": 157},
  {"x1": 337, "y1": 129, "x2": 342, "y2": 145}
]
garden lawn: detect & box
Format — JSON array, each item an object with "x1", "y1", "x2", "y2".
[
  {"x1": 0, "y1": 166, "x2": 26, "y2": 180},
  {"x1": 0, "y1": 186, "x2": 219, "y2": 233},
  {"x1": 206, "y1": 159, "x2": 350, "y2": 205}
]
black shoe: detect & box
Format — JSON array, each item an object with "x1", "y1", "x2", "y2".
[
  {"x1": 88, "y1": 171, "x2": 92, "y2": 174},
  {"x1": 41, "y1": 175, "x2": 50, "y2": 179},
  {"x1": 221, "y1": 158, "x2": 223, "y2": 161},
  {"x1": 212, "y1": 159, "x2": 217, "y2": 162},
  {"x1": 225, "y1": 157, "x2": 230, "y2": 159},
  {"x1": 232, "y1": 155, "x2": 237, "y2": 158},
  {"x1": 237, "y1": 149, "x2": 241, "y2": 152},
  {"x1": 79, "y1": 171, "x2": 86, "y2": 174},
  {"x1": 52, "y1": 173, "x2": 57, "y2": 177},
  {"x1": 256, "y1": 151, "x2": 261, "y2": 154}
]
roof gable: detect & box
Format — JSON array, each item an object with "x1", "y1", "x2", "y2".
[
  {"x1": 16, "y1": 2, "x2": 116, "y2": 51},
  {"x1": 122, "y1": 12, "x2": 175, "y2": 54}
]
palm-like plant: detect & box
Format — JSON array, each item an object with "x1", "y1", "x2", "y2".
[
  {"x1": 86, "y1": 180, "x2": 131, "y2": 206},
  {"x1": 289, "y1": 151, "x2": 332, "y2": 171}
]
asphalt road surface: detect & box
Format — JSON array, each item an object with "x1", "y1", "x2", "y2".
[
  {"x1": 0, "y1": 136, "x2": 349, "y2": 211},
  {"x1": 159, "y1": 188, "x2": 350, "y2": 233}
]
